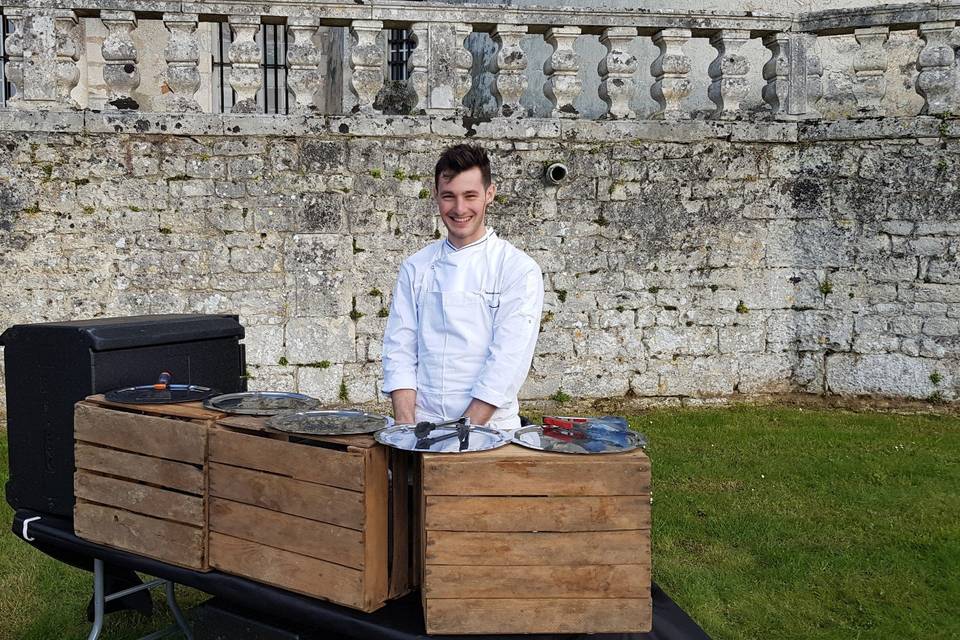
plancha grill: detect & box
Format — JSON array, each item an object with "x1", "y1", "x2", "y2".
[{"x1": 0, "y1": 314, "x2": 246, "y2": 518}]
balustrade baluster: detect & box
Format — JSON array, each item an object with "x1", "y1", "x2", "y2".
[
  {"x1": 916, "y1": 21, "x2": 957, "y2": 115},
  {"x1": 708, "y1": 29, "x2": 750, "y2": 120},
  {"x1": 101, "y1": 11, "x2": 139, "y2": 110},
  {"x1": 492, "y1": 24, "x2": 528, "y2": 117},
  {"x1": 287, "y1": 17, "x2": 322, "y2": 113},
  {"x1": 4, "y1": 10, "x2": 81, "y2": 109},
  {"x1": 162, "y1": 13, "x2": 201, "y2": 112},
  {"x1": 4, "y1": 11, "x2": 25, "y2": 103},
  {"x1": 408, "y1": 23, "x2": 429, "y2": 112},
  {"x1": 650, "y1": 28, "x2": 691, "y2": 120},
  {"x1": 762, "y1": 32, "x2": 821, "y2": 120},
  {"x1": 349, "y1": 20, "x2": 385, "y2": 114},
  {"x1": 852, "y1": 26, "x2": 888, "y2": 116},
  {"x1": 598, "y1": 27, "x2": 637, "y2": 119},
  {"x1": 543, "y1": 26, "x2": 581, "y2": 117},
  {"x1": 228, "y1": 15, "x2": 262, "y2": 113},
  {"x1": 452, "y1": 23, "x2": 473, "y2": 114}
]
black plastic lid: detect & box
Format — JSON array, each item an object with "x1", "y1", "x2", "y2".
[{"x1": 0, "y1": 314, "x2": 244, "y2": 351}]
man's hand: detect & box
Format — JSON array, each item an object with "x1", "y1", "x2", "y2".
[
  {"x1": 462, "y1": 398, "x2": 497, "y2": 426},
  {"x1": 390, "y1": 389, "x2": 417, "y2": 424}
]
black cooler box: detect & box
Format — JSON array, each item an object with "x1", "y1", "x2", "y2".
[{"x1": 0, "y1": 314, "x2": 246, "y2": 518}]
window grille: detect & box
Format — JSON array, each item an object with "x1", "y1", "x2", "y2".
[
  {"x1": 388, "y1": 29, "x2": 415, "y2": 81},
  {"x1": 1, "y1": 15, "x2": 14, "y2": 107},
  {"x1": 212, "y1": 22, "x2": 290, "y2": 114}
]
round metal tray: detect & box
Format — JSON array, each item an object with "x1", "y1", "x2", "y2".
[
  {"x1": 375, "y1": 424, "x2": 512, "y2": 453},
  {"x1": 267, "y1": 410, "x2": 394, "y2": 436},
  {"x1": 512, "y1": 425, "x2": 645, "y2": 454},
  {"x1": 105, "y1": 384, "x2": 218, "y2": 405},
  {"x1": 203, "y1": 391, "x2": 320, "y2": 416}
]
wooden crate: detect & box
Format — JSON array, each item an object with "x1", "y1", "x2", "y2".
[
  {"x1": 421, "y1": 444, "x2": 652, "y2": 635},
  {"x1": 207, "y1": 415, "x2": 414, "y2": 612},
  {"x1": 73, "y1": 395, "x2": 225, "y2": 571}
]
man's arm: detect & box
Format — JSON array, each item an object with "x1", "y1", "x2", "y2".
[
  {"x1": 382, "y1": 262, "x2": 419, "y2": 421},
  {"x1": 390, "y1": 388, "x2": 418, "y2": 424},
  {"x1": 462, "y1": 398, "x2": 497, "y2": 425}
]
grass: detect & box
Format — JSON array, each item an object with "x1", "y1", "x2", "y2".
[{"x1": 1, "y1": 406, "x2": 958, "y2": 639}]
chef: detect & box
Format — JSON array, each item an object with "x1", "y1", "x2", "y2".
[{"x1": 381, "y1": 144, "x2": 544, "y2": 431}]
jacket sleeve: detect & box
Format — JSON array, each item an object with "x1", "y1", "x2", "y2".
[
  {"x1": 471, "y1": 257, "x2": 544, "y2": 407},
  {"x1": 381, "y1": 261, "x2": 419, "y2": 394}
]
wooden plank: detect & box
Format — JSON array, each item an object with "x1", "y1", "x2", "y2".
[
  {"x1": 216, "y1": 415, "x2": 377, "y2": 448},
  {"x1": 426, "y1": 530, "x2": 650, "y2": 566},
  {"x1": 362, "y1": 445, "x2": 389, "y2": 611},
  {"x1": 421, "y1": 446, "x2": 650, "y2": 496},
  {"x1": 424, "y1": 564, "x2": 650, "y2": 599},
  {"x1": 209, "y1": 532, "x2": 368, "y2": 611},
  {"x1": 425, "y1": 495, "x2": 650, "y2": 532},
  {"x1": 75, "y1": 403, "x2": 206, "y2": 464},
  {"x1": 75, "y1": 471, "x2": 204, "y2": 523},
  {"x1": 424, "y1": 598, "x2": 652, "y2": 635},
  {"x1": 209, "y1": 427, "x2": 364, "y2": 491},
  {"x1": 208, "y1": 463, "x2": 364, "y2": 530},
  {"x1": 388, "y1": 449, "x2": 411, "y2": 598},
  {"x1": 75, "y1": 443, "x2": 204, "y2": 494},
  {"x1": 74, "y1": 501, "x2": 204, "y2": 570},
  {"x1": 209, "y1": 498, "x2": 364, "y2": 568},
  {"x1": 84, "y1": 395, "x2": 225, "y2": 421}
]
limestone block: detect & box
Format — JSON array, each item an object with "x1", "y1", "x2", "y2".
[
  {"x1": 519, "y1": 372, "x2": 563, "y2": 400},
  {"x1": 826, "y1": 352, "x2": 948, "y2": 398},
  {"x1": 719, "y1": 322, "x2": 766, "y2": 355},
  {"x1": 922, "y1": 317, "x2": 960, "y2": 336},
  {"x1": 247, "y1": 365, "x2": 296, "y2": 394},
  {"x1": 655, "y1": 356, "x2": 737, "y2": 397},
  {"x1": 737, "y1": 353, "x2": 795, "y2": 394},
  {"x1": 534, "y1": 331, "x2": 574, "y2": 356},
  {"x1": 244, "y1": 324, "x2": 285, "y2": 367},
  {"x1": 646, "y1": 325, "x2": 717, "y2": 357},
  {"x1": 297, "y1": 363, "x2": 344, "y2": 403},
  {"x1": 926, "y1": 257, "x2": 960, "y2": 283},
  {"x1": 294, "y1": 271, "x2": 352, "y2": 318},
  {"x1": 297, "y1": 194, "x2": 345, "y2": 233},
  {"x1": 286, "y1": 317, "x2": 356, "y2": 364},
  {"x1": 766, "y1": 310, "x2": 853, "y2": 351},
  {"x1": 559, "y1": 369, "x2": 629, "y2": 399}
]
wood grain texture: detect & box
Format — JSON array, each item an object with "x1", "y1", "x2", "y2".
[
  {"x1": 388, "y1": 448, "x2": 412, "y2": 598},
  {"x1": 424, "y1": 598, "x2": 652, "y2": 635},
  {"x1": 74, "y1": 443, "x2": 204, "y2": 494},
  {"x1": 426, "y1": 530, "x2": 650, "y2": 566},
  {"x1": 84, "y1": 395, "x2": 224, "y2": 421},
  {"x1": 425, "y1": 495, "x2": 650, "y2": 532},
  {"x1": 208, "y1": 498, "x2": 364, "y2": 568},
  {"x1": 74, "y1": 471, "x2": 204, "y2": 523},
  {"x1": 75, "y1": 402, "x2": 206, "y2": 463},
  {"x1": 74, "y1": 501, "x2": 205, "y2": 569},
  {"x1": 362, "y1": 445, "x2": 389, "y2": 610},
  {"x1": 208, "y1": 463, "x2": 364, "y2": 530},
  {"x1": 209, "y1": 427, "x2": 364, "y2": 491},
  {"x1": 209, "y1": 532, "x2": 367, "y2": 610},
  {"x1": 424, "y1": 564, "x2": 650, "y2": 599}
]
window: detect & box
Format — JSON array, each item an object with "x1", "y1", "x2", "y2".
[
  {"x1": 1, "y1": 14, "x2": 14, "y2": 107},
  {"x1": 388, "y1": 29, "x2": 415, "y2": 81},
  {"x1": 213, "y1": 22, "x2": 290, "y2": 114}
]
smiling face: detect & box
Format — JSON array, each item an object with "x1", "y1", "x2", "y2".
[{"x1": 435, "y1": 166, "x2": 497, "y2": 249}]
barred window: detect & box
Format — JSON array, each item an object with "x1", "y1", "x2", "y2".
[
  {"x1": 213, "y1": 22, "x2": 290, "y2": 114},
  {"x1": 388, "y1": 29, "x2": 415, "y2": 81},
  {"x1": 1, "y1": 14, "x2": 14, "y2": 107}
]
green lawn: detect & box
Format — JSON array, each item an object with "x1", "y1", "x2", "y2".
[{"x1": 2, "y1": 406, "x2": 959, "y2": 640}]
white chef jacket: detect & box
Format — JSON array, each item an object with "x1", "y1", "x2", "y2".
[{"x1": 381, "y1": 229, "x2": 544, "y2": 431}]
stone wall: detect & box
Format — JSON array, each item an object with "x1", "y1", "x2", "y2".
[{"x1": 0, "y1": 113, "x2": 958, "y2": 411}]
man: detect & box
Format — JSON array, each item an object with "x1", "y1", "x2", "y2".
[{"x1": 381, "y1": 144, "x2": 544, "y2": 431}]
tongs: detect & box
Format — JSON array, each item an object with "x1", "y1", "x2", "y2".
[{"x1": 414, "y1": 417, "x2": 472, "y2": 451}]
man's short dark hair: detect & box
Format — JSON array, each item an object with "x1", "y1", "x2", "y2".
[{"x1": 435, "y1": 144, "x2": 492, "y2": 188}]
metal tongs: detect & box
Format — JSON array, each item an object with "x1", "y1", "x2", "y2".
[{"x1": 414, "y1": 417, "x2": 472, "y2": 451}]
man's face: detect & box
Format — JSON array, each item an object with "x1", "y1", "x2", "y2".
[{"x1": 435, "y1": 166, "x2": 496, "y2": 248}]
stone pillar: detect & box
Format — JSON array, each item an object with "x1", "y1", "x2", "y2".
[
  {"x1": 650, "y1": 28, "x2": 691, "y2": 120},
  {"x1": 162, "y1": 13, "x2": 201, "y2": 112},
  {"x1": 707, "y1": 29, "x2": 750, "y2": 120},
  {"x1": 349, "y1": 20, "x2": 385, "y2": 114},
  {"x1": 762, "y1": 32, "x2": 822, "y2": 120},
  {"x1": 452, "y1": 23, "x2": 473, "y2": 114},
  {"x1": 227, "y1": 15, "x2": 262, "y2": 113},
  {"x1": 491, "y1": 24, "x2": 528, "y2": 117},
  {"x1": 543, "y1": 26, "x2": 581, "y2": 117},
  {"x1": 852, "y1": 26, "x2": 888, "y2": 116},
  {"x1": 287, "y1": 17, "x2": 322, "y2": 113},
  {"x1": 4, "y1": 9, "x2": 82, "y2": 110},
  {"x1": 409, "y1": 22, "x2": 473, "y2": 113},
  {"x1": 408, "y1": 23, "x2": 429, "y2": 112},
  {"x1": 101, "y1": 11, "x2": 140, "y2": 110},
  {"x1": 916, "y1": 21, "x2": 957, "y2": 116},
  {"x1": 598, "y1": 27, "x2": 638, "y2": 119}
]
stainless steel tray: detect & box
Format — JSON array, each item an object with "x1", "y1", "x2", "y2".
[
  {"x1": 375, "y1": 424, "x2": 511, "y2": 453},
  {"x1": 203, "y1": 391, "x2": 320, "y2": 416},
  {"x1": 267, "y1": 410, "x2": 394, "y2": 436},
  {"x1": 512, "y1": 425, "x2": 645, "y2": 454}
]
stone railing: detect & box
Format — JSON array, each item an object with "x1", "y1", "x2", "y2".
[{"x1": 1, "y1": 0, "x2": 959, "y2": 120}]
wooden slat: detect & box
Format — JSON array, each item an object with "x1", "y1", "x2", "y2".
[
  {"x1": 388, "y1": 449, "x2": 411, "y2": 598},
  {"x1": 425, "y1": 495, "x2": 650, "y2": 532},
  {"x1": 421, "y1": 446, "x2": 650, "y2": 496},
  {"x1": 424, "y1": 564, "x2": 650, "y2": 599},
  {"x1": 209, "y1": 427, "x2": 364, "y2": 491},
  {"x1": 74, "y1": 501, "x2": 204, "y2": 570},
  {"x1": 75, "y1": 403, "x2": 206, "y2": 464},
  {"x1": 84, "y1": 395, "x2": 224, "y2": 421},
  {"x1": 208, "y1": 463, "x2": 364, "y2": 530},
  {"x1": 424, "y1": 598, "x2": 651, "y2": 635},
  {"x1": 209, "y1": 498, "x2": 364, "y2": 568},
  {"x1": 362, "y1": 445, "x2": 389, "y2": 611},
  {"x1": 75, "y1": 471, "x2": 204, "y2": 523},
  {"x1": 216, "y1": 415, "x2": 377, "y2": 448},
  {"x1": 209, "y1": 532, "x2": 367, "y2": 611},
  {"x1": 426, "y1": 530, "x2": 650, "y2": 566},
  {"x1": 75, "y1": 443, "x2": 204, "y2": 494}
]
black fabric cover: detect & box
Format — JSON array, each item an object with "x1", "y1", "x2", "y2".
[{"x1": 12, "y1": 510, "x2": 711, "y2": 640}]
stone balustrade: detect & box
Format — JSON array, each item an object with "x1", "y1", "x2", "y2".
[{"x1": 1, "y1": 0, "x2": 959, "y2": 120}]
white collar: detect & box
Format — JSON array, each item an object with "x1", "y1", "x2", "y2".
[{"x1": 444, "y1": 228, "x2": 495, "y2": 253}]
